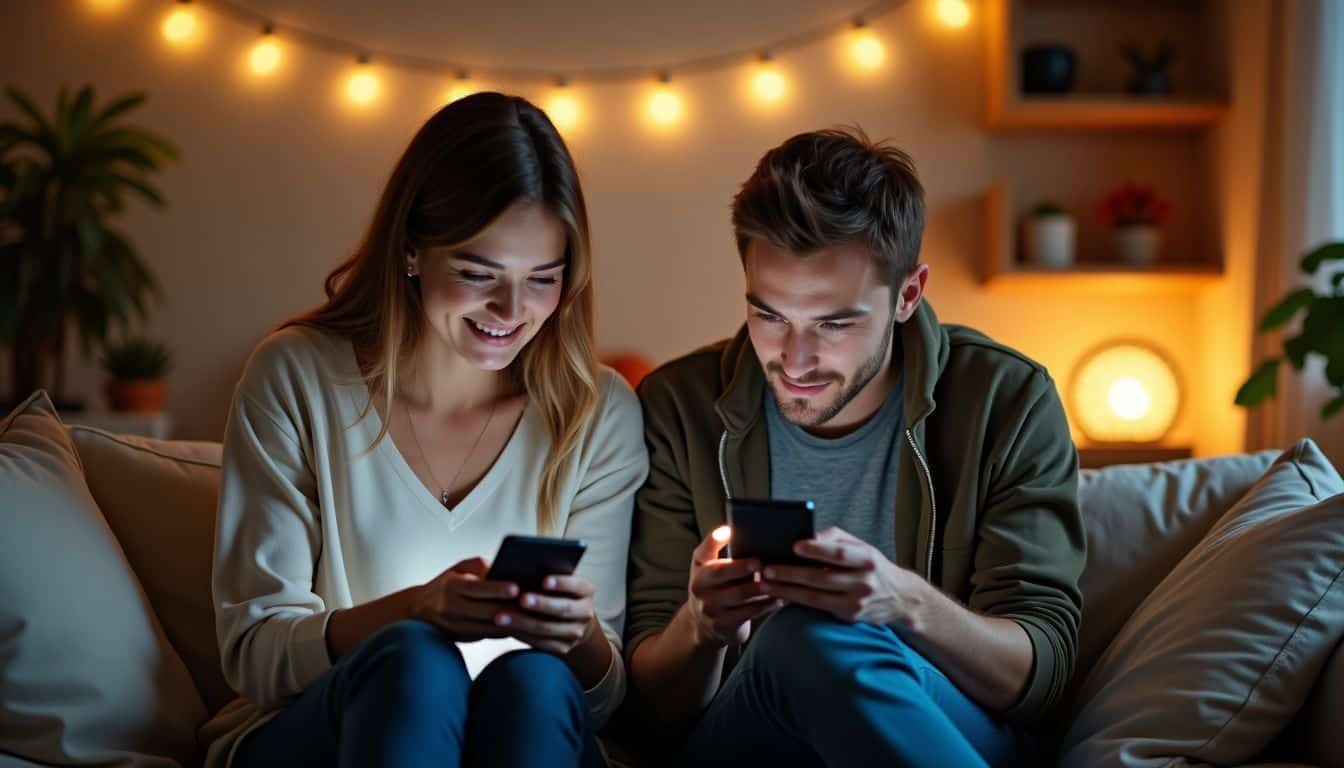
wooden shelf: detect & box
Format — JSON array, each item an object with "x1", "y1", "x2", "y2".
[
  {"x1": 988, "y1": 97, "x2": 1227, "y2": 131},
  {"x1": 985, "y1": 0, "x2": 1229, "y2": 132},
  {"x1": 981, "y1": 182, "x2": 1223, "y2": 294},
  {"x1": 1079, "y1": 444, "x2": 1193, "y2": 469}
]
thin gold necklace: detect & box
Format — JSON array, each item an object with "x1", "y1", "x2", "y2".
[{"x1": 404, "y1": 397, "x2": 499, "y2": 508}]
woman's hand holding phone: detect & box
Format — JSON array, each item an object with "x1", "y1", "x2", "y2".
[
  {"x1": 408, "y1": 557, "x2": 521, "y2": 642},
  {"x1": 410, "y1": 556, "x2": 598, "y2": 654},
  {"x1": 494, "y1": 573, "x2": 600, "y2": 656}
]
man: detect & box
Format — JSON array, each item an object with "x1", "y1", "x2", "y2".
[{"x1": 624, "y1": 128, "x2": 1084, "y2": 767}]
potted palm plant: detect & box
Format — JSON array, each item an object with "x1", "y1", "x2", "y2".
[
  {"x1": 0, "y1": 84, "x2": 176, "y2": 410},
  {"x1": 101, "y1": 335, "x2": 173, "y2": 413},
  {"x1": 1237, "y1": 241, "x2": 1344, "y2": 420}
]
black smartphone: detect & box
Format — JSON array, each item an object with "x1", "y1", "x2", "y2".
[
  {"x1": 725, "y1": 498, "x2": 816, "y2": 565},
  {"x1": 485, "y1": 535, "x2": 587, "y2": 593}
]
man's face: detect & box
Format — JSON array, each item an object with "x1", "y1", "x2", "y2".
[{"x1": 743, "y1": 239, "x2": 901, "y2": 430}]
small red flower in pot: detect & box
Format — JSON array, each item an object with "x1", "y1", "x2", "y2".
[{"x1": 1098, "y1": 183, "x2": 1172, "y2": 265}]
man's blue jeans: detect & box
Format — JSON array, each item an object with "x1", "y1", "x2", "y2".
[
  {"x1": 681, "y1": 606, "x2": 1033, "y2": 768},
  {"x1": 233, "y1": 620, "x2": 603, "y2": 768}
]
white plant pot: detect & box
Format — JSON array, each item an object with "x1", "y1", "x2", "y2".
[
  {"x1": 1024, "y1": 214, "x2": 1075, "y2": 267},
  {"x1": 1112, "y1": 225, "x2": 1163, "y2": 265}
]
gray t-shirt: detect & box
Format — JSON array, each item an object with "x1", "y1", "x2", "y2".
[{"x1": 765, "y1": 379, "x2": 903, "y2": 562}]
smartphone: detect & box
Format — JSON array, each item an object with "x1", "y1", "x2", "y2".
[
  {"x1": 725, "y1": 498, "x2": 816, "y2": 565},
  {"x1": 485, "y1": 535, "x2": 587, "y2": 593}
]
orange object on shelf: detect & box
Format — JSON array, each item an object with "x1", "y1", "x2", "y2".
[{"x1": 602, "y1": 353, "x2": 655, "y2": 389}]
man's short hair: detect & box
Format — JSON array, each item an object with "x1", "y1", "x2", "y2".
[{"x1": 731, "y1": 127, "x2": 926, "y2": 284}]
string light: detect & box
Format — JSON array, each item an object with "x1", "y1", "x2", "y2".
[
  {"x1": 161, "y1": 1, "x2": 201, "y2": 48},
  {"x1": 86, "y1": 0, "x2": 127, "y2": 13},
  {"x1": 644, "y1": 73, "x2": 684, "y2": 129},
  {"x1": 247, "y1": 25, "x2": 282, "y2": 77},
  {"x1": 935, "y1": 0, "x2": 972, "y2": 29},
  {"x1": 442, "y1": 71, "x2": 478, "y2": 104},
  {"x1": 103, "y1": 0, "x2": 968, "y2": 124},
  {"x1": 751, "y1": 54, "x2": 788, "y2": 106},
  {"x1": 847, "y1": 20, "x2": 886, "y2": 71},
  {"x1": 545, "y1": 79, "x2": 581, "y2": 134},
  {"x1": 344, "y1": 55, "x2": 381, "y2": 108}
]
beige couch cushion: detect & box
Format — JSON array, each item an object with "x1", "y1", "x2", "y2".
[
  {"x1": 1060, "y1": 439, "x2": 1344, "y2": 767},
  {"x1": 0, "y1": 392, "x2": 206, "y2": 766},
  {"x1": 70, "y1": 426, "x2": 234, "y2": 715},
  {"x1": 1072, "y1": 450, "x2": 1278, "y2": 696}
]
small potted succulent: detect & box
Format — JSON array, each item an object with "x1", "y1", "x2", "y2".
[
  {"x1": 1022, "y1": 201, "x2": 1075, "y2": 268},
  {"x1": 1120, "y1": 39, "x2": 1176, "y2": 96},
  {"x1": 1097, "y1": 183, "x2": 1172, "y2": 265},
  {"x1": 101, "y1": 336, "x2": 173, "y2": 413}
]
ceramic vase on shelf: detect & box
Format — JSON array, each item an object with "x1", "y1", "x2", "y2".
[
  {"x1": 1112, "y1": 225, "x2": 1162, "y2": 265},
  {"x1": 1023, "y1": 213, "x2": 1076, "y2": 268}
]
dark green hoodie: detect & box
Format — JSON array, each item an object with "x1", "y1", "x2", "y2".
[{"x1": 625, "y1": 301, "x2": 1085, "y2": 725}]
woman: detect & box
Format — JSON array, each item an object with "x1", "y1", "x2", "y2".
[{"x1": 205, "y1": 93, "x2": 647, "y2": 768}]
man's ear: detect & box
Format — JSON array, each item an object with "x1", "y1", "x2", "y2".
[{"x1": 893, "y1": 263, "x2": 930, "y2": 323}]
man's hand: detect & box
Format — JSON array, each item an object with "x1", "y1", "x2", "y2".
[
  {"x1": 687, "y1": 526, "x2": 782, "y2": 647},
  {"x1": 760, "y1": 527, "x2": 926, "y2": 628}
]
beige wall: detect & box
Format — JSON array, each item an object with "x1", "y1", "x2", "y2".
[{"x1": 2, "y1": 2, "x2": 1267, "y2": 450}]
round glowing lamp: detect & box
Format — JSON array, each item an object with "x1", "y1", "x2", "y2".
[{"x1": 1070, "y1": 341, "x2": 1182, "y2": 444}]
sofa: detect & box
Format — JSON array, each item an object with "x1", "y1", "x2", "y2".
[{"x1": 2, "y1": 389, "x2": 1342, "y2": 767}]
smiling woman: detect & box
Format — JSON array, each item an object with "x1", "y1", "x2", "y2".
[{"x1": 207, "y1": 92, "x2": 648, "y2": 768}]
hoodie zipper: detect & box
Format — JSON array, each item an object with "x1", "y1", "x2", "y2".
[
  {"x1": 725, "y1": 427, "x2": 935, "y2": 581},
  {"x1": 906, "y1": 428, "x2": 936, "y2": 580},
  {"x1": 717, "y1": 431, "x2": 732, "y2": 499}
]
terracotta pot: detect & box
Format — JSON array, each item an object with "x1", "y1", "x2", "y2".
[{"x1": 106, "y1": 379, "x2": 167, "y2": 413}]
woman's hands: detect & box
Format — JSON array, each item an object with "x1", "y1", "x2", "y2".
[
  {"x1": 408, "y1": 557, "x2": 519, "y2": 642},
  {"x1": 495, "y1": 573, "x2": 600, "y2": 656},
  {"x1": 410, "y1": 557, "x2": 600, "y2": 655}
]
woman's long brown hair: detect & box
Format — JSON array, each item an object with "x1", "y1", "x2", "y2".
[{"x1": 285, "y1": 92, "x2": 598, "y2": 533}]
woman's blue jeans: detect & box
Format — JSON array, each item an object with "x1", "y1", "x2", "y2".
[{"x1": 233, "y1": 620, "x2": 603, "y2": 768}]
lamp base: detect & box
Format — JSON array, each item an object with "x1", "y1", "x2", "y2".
[{"x1": 1079, "y1": 444, "x2": 1192, "y2": 469}]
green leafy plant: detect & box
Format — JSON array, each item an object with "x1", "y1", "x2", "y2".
[
  {"x1": 1031, "y1": 201, "x2": 1066, "y2": 217},
  {"x1": 100, "y1": 335, "x2": 173, "y2": 380},
  {"x1": 0, "y1": 84, "x2": 177, "y2": 405},
  {"x1": 1237, "y1": 241, "x2": 1344, "y2": 419}
]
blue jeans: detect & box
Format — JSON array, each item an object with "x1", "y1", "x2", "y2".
[
  {"x1": 233, "y1": 620, "x2": 603, "y2": 768},
  {"x1": 681, "y1": 606, "x2": 1033, "y2": 768}
]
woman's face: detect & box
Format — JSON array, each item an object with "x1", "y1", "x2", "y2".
[{"x1": 409, "y1": 201, "x2": 567, "y2": 372}]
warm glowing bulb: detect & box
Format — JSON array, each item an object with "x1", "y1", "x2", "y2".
[
  {"x1": 248, "y1": 38, "x2": 282, "y2": 77},
  {"x1": 712, "y1": 526, "x2": 732, "y2": 544},
  {"x1": 162, "y1": 6, "x2": 199, "y2": 46},
  {"x1": 935, "y1": 0, "x2": 972, "y2": 29},
  {"x1": 848, "y1": 29, "x2": 886, "y2": 70},
  {"x1": 345, "y1": 67, "x2": 380, "y2": 107},
  {"x1": 1107, "y1": 377, "x2": 1152, "y2": 421},
  {"x1": 646, "y1": 85, "x2": 683, "y2": 127},
  {"x1": 546, "y1": 90, "x2": 581, "y2": 133},
  {"x1": 444, "y1": 80, "x2": 478, "y2": 104},
  {"x1": 1071, "y1": 342, "x2": 1181, "y2": 444},
  {"x1": 86, "y1": 0, "x2": 126, "y2": 13},
  {"x1": 752, "y1": 63, "x2": 786, "y2": 104}
]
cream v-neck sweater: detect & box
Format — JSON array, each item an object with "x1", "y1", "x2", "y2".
[{"x1": 203, "y1": 326, "x2": 647, "y2": 766}]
